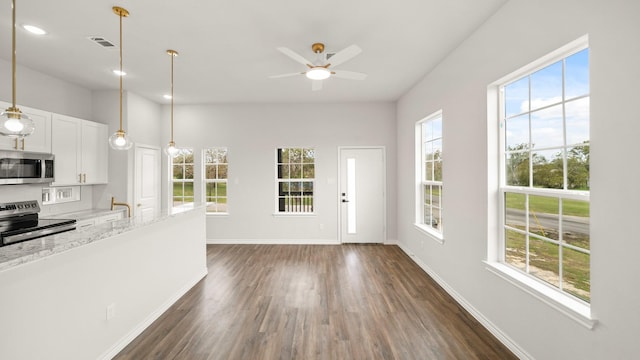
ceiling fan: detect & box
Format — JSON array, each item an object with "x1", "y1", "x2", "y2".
[{"x1": 269, "y1": 43, "x2": 367, "y2": 91}]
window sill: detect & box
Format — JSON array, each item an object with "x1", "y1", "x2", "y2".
[
  {"x1": 413, "y1": 223, "x2": 444, "y2": 244},
  {"x1": 484, "y1": 261, "x2": 597, "y2": 329},
  {"x1": 272, "y1": 212, "x2": 316, "y2": 217}
]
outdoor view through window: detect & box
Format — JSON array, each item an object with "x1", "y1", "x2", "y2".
[{"x1": 501, "y1": 47, "x2": 590, "y2": 302}]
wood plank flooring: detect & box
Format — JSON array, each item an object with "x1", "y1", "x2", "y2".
[{"x1": 114, "y1": 244, "x2": 516, "y2": 359}]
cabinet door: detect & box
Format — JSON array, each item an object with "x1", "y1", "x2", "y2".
[
  {"x1": 51, "y1": 114, "x2": 82, "y2": 185},
  {"x1": 0, "y1": 101, "x2": 52, "y2": 152},
  {"x1": 81, "y1": 121, "x2": 108, "y2": 184}
]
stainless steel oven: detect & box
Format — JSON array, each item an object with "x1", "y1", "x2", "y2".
[
  {"x1": 0, "y1": 150, "x2": 54, "y2": 185},
  {"x1": 0, "y1": 200, "x2": 75, "y2": 247}
]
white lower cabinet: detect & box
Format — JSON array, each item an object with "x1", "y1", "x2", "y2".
[
  {"x1": 0, "y1": 101, "x2": 52, "y2": 153},
  {"x1": 51, "y1": 114, "x2": 108, "y2": 185},
  {"x1": 75, "y1": 219, "x2": 96, "y2": 230},
  {"x1": 74, "y1": 212, "x2": 123, "y2": 230}
]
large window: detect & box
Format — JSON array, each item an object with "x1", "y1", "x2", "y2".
[
  {"x1": 204, "y1": 148, "x2": 228, "y2": 213},
  {"x1": 171, "y1": 149, "x2": 194, "y2": 208},
  {"x1": 499, "y1": 44, "x2": 590, "y2": 303},
  {"x1": 416, "y1": 112, "x2": 443, "y2": 235},
  {"x1": 276, "y1": 148, "x2": 314, "y2": 213}
]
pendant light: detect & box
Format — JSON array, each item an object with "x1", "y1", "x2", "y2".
[
  {"x1": 108, "y1": 6, "x2": 133, "y2": 150},
  {"x1": 0, "y1": 0, "x2": 35, "y2": 138},
  {"x1": 164, "y1": 49, "x2": 180, "y2": 157}
]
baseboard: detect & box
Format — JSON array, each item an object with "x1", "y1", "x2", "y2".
[
  {"x1": 207, "y1": 238, "x2": 340, "y2": 245},
  {"x1": 395, "y1": 243, "x2": 532, "y2": 360},
  {"x1": 98, "y1": 268, "x2": 208, "y2": 360}
]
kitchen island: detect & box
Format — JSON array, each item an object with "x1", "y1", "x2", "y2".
[{"x1": 0, "y1": 204, "x2": 207, "y2": 360}]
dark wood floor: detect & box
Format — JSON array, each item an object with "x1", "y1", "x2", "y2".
[{"x1": 114, "y1": 244, "x2": 516, "y2": 359}]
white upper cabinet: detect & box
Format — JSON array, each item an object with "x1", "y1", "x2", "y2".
[
  {"x1": 81, "y1": 120, "x2": 108, "y2": 184},
  {"x1": 51, "y1": 114, "x2": 108, "y2": 186},
  {"x1": 0, "y1": 101, "x2": 52, "y2": 153}
]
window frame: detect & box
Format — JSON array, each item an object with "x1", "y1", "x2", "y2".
[
  {"x1": 487, "y1": 35, "x2": 595, "y2": 328},
  {"x1": 203, "y1": 147, "x2": 229, "y2": 215},
  {"x1": 414, "y1": 110, "x2": 444, "y2": 242},
  {"x1": 274, "y1": 147, "x2": 315, "y2": 215},
  {"x1": 169, "y1": 148, "x2": 195, "y2": 209}
]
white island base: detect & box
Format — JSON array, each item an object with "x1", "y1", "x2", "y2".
[{"x1": 0, "y1": 206, "x2": 207, "y2": 360}]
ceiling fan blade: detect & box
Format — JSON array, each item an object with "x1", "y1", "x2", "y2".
[
  {"x1": 269, "y1": 72, "x2": 304, "y2": 79},
  {"x1": 312, "y1": 80, "x2": 323, "y2": 91},
  {"x1": 326, "y1": 45, "x2": 362, "y2": 67},
  {"x1": 277, "y1": 47, "x2": 313, "y2": 66},
  {"x1": 332, "y1": 70, "x2": 367, "y2": 80}
]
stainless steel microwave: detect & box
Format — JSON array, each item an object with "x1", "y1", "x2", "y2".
[{"x1": 0, "y1": 150, "x2": 54, "y2": 185}]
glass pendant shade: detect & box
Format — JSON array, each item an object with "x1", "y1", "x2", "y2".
[
  {"x1": 108, "y1": 129, "x2": 133, "y2": 150},
  {"x1": 0, "y1": 108, "x2": 35, "y2": 137},
  {"x1": 164, "y1": 141, "x2": 180, "y2": 157}
]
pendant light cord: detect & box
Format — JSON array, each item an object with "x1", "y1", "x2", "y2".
[
  {"x1": 170, "y1": 53, "x2": 174, "y2": 143},
  {"x1": 11, "y1": 0, "x2": 17, "y2": 108},
  {"x1": 118, "y1": 10, "x2": 124, "y2": 132}
]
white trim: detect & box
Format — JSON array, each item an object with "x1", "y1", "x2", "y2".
[
  {"x1": 396, "y1": 243, "x2": 533, "y2": 360},
  {"x1": 493, "y1": 35, "x2": 589, "y2": 86},
  {"x1": 415, "y1": 111, "x2": 444, "y2": 238},
  {"x1": 413, "y1": 223, "x2": 445, "y2": 244},
  {"x1": 98, "y1": 268, "x2": 208, "y2": 360},
  {"x1": 485, "y1": 261, "x2": 596, "y2": 329},
  {"x1": 206, "y1": 212, "x2": 229, "y2": 217},
  {"x1": 272, "y1": 212, "x2": 316, "y2": 217},
  {"x1": 207, "y1": 238, "x2": 339, "y2": 245}
]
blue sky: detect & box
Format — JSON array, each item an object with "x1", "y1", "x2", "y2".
[{"x1": 504, "y1": 48, "x2": 589, "y2": 151}]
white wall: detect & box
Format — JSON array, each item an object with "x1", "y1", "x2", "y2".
[
  {"x1": 0, "y1": 58, "x2": 92, "y2": 120},
  {"x1": 396, "y1": 0, "x2": 640, "y2": 359},
  {"x1": 162, "y1": 102, "x2": 397, "y2": 243}
]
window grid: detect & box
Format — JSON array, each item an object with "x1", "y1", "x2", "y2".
[
  {"x1": 420, "y1": 113, "x2": 443, "y2": 233},
  {"x1": 276, "y1": 148, "x2": 314, "y2": 213},
  {"x1": 500, "y1": 46, "x2": 590, "y2": 303},
  {"x1": 171, "y1": 149, "x2": 194, "y2": 208},
  {"x1": 204, "y1": 148, "x2": 228, "y2": 213}
]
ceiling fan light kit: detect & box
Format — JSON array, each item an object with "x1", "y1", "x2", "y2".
[
  {"x1": 270, "y1": 42, "x2": 367, "y2": 91},
  {"x1": 306, "y1": 67, "x2": 331, "y2": 80}
]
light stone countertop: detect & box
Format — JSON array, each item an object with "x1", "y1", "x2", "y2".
[
  {"x1": 0, "y1": 204, "x2": 205, "y2": 273},
  {"x1": 46, "y1": 208, "x2": 127, "y2": 221}
]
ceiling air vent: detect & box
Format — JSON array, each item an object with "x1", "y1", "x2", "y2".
[{"x1": 88, "y1": 36, "x2": 116, "y2": 49}]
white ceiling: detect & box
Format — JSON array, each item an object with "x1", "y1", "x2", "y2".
[{"x1": 0, "y1": 0, "x2": 506, "y2": 105}]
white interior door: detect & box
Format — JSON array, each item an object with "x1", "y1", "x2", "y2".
[
  {"x1": 339, "y1": 147, "x2": 386, "y2": 243},
  {"x1": 135, "y1": 145, "x2": 160, "y2": 220}
]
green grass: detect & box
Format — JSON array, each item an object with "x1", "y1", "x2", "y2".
[
  {"x1": 506, "y1": 230, "x2": 590, "y2": 302},
  {"x1": 506, "y1": 192, "x2": 588, "y2": 217}
]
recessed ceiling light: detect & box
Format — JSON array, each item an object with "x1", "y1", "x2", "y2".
[
  {"x1": 112, "y1": 69, "x2": 126, "y2": 76},
  {"x1": 23, "y1": 24, "x2": 46, "y2": 35},
  {"x1": 163, "y1": 94, "x2": 172, "y2": 100}
]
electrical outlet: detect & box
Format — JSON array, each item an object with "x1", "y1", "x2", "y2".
[{"x1": 106, "y1": 303, "x2": 116, "y2": 320}]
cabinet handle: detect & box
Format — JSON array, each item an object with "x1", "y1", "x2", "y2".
[
  {"x1": 21, "y1": 139, "x2": 24, "y2": 151},
  {"x1": 14, "y1": 138, "x2": 18, "y2": 150},
  {"x1": 83, "y1": 174, "x2": 87, "y2": 183},
  {"x1": 79, "y1": 174, "x2": 82, "y2": 183}
]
